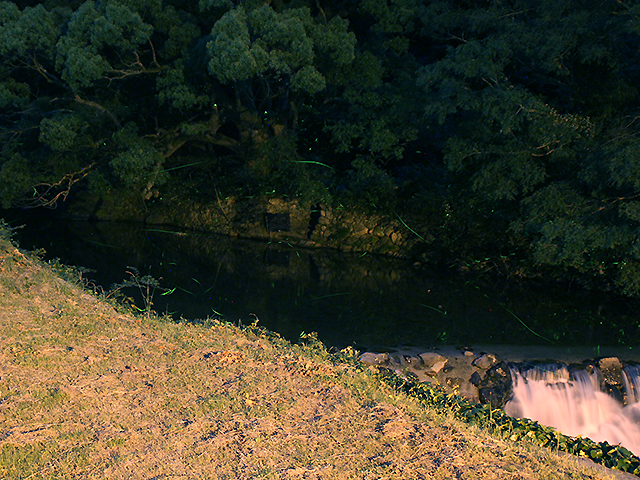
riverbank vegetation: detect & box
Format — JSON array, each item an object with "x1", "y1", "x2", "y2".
[
  {"x1": 0, "y1": 220, "x2": 629, "y2": 478},
  {"x1": 3, "y1": 1, "x2": 640, "y2": 297}
]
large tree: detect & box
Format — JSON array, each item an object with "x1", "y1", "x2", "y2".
[
  {"x1": 0, "y1": 0, "x2": 361, "y2": 207},
  {"x1": 5, "y1": 0, "x2": 640, "y2": 297},
  {"x1": 409, "y1": 0, "x2": 640, "y2": 294}
]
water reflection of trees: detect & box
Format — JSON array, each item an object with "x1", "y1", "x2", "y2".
[{"x1": 26, "y1": 220, "x2": 640, "y2": 349}]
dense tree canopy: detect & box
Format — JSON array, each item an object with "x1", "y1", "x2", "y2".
[{"x1": 2, "y1": 0, "x2": 640, "y2": 296}]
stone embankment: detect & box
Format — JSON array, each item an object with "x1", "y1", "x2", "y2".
[
  {"x1": 360, "y1": 346, "x2": 640, "y2": 408},
  {"x1": 67, "y1": 192, "x2": 432, "y2": 258},
  {"x1": 360, "y1": 347, "x2": 505, "y2": 405}
]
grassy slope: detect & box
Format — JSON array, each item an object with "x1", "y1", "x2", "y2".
[{"x1": 0, "y1": 230, "x2": 623, "y2": 479}]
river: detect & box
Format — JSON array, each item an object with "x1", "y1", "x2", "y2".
[{"x1": 4, "y1": 209, "x2": 640, "y2": 354}]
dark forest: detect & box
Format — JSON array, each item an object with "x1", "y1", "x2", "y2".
[{"x1": 3, "y1": 0, "x2": 640, "y2": 296}]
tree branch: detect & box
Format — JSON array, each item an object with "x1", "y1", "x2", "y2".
[
  {"x1": 73, "y1": 95, "x2": 122, "y2": 128},
  {"x1": 20, "y1": 162, "x2": 96, "y2": 209}
]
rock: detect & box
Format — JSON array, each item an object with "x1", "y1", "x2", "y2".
[
  {"x1": 410, "y1": 352, "x2": 448, "y2": 376},
  {"x1": 352, "y1": 223, "x2": 369, "y2": 236},
  {"x1": 472, "y1": 353, "x2": 498, "y2": 370},
  {"x1": 469, "y1": 371, "x2": 482, "y2": 386},
  {"x1": 599, "y1": 357, "x2": 624, "y2": 385},
  {"x1": 359, "y1": 352, "x2": 390, "y2": 366},
  {"x1": 419, "y1": 352, "x2": 447, "y2": 368},
  {"x1": 371, "y1": 225, "x2": 385, "y2": 236},
  {"x1": 475, "y1": 362, "x2": 513, "y2": 409},
  {"x1": 400, "y1": 355, "x2": 425, "y2": 370},
  {"x1": 430, "y1": 360, "x2": 448, "y2": 374},
  {"x1": 598, "y1": 357, "x2": 625, "y2": 402}
]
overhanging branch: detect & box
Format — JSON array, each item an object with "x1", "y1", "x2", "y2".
[
  {"x1": 73, "y1": 95, "x2": 121, "y2": 128},
  {"x1": 19, "y1": 162, "x2": 96, "y2": 209}
]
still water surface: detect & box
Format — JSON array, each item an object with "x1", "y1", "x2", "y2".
[{"x1": 6, "y1": 211, "x2": 640, "y2": 352}]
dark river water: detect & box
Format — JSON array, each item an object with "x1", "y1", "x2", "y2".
[{"x1": 4, "y1": 209, "x2": 640, "y2": 353}]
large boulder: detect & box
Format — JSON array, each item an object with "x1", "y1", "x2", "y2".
[
  {"x1": 598, "y1": 357, "x2": 625, "y2": 403},
  {"x1": 469, "y1": 362, "x2": 513, "y2": 409}
]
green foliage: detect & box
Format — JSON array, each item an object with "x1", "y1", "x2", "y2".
[
  {"x1": 411, "y1": 0, "x2": 640, "y2": 294},
  {"x1": 361, "y1": 0, "x2": 418, "y2": 37},
  {"x1": 321, "y1": 42, "x2": 421, "y2": 158},
  {"x1": 290, "y1": 64, "x2": 325, "y2": 93},
  {"x1": 107, "y1": 266, "x2": 169, "y2": 319},
  {"x1": 0, "y1": 0, "x2": 391, "y2": 213},
  {"x1": 55, "y1": 0, "x2": 154, "y2": 89},
  {"x1": 207, "y1": 6, "x2": 265, "y2": 83},
  {"x1": 342, "y1": 156, "x2": 397, "y2": 210},
  {"x1": 377, "y1": 368, "x2": 640, "y2": 476},
  {"x1": 0, "y1": 154, "x2": 32, "y2": 209},
  {"x1": 110, "y1": 126, "x2": 167, "y2": 191},
  {"x1": 4, "y1": 0, "x2": 640, "y2": 297},
  {"x1": 39, "y1": 115, "x2": 86, "y2": 152},
  {"x1": 157, "y1": 60, "x2": 209, "y2": 110},
  {"x1": 0, "y1": 3, "x2": 60, "y2": 57},
  {"x1": 244, "y1": 133, "x2": 332, "y2": 205},
  {"x1": 207, "y1": 4, "x2": 353, "y2": 94},
  {"x1": 0, "y1": 78, "x2": 29, "y2": 109},
  {"x1": 199, "y1": 0, "x2": 234, "y2": 11}
]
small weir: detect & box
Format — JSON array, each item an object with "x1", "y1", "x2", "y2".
[{"x1": 505, "y1": 364, "x2": 640, "y2": 456}]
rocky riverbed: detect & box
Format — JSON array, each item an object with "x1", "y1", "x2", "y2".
[{"x1": 359, "y1": 345, "x2": 640, "y2": 408}]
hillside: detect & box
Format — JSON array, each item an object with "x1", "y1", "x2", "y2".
[{"x1": 0, "y1": 225, "x2": 627, "y2": 479}]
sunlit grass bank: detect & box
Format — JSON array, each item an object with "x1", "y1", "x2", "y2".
[{"x1": 0, "y1": 221, "x2": 628, "y2": 479}]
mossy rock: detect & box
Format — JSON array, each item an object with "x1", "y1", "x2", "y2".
[{"x1": 330, "y1": 227, "x2": 352, "y2": 241}]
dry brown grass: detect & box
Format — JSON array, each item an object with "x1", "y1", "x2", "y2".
[{"x1": 0, "y1": 232, "x2": 627, "y2": 479}]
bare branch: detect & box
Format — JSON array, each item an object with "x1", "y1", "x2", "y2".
[
  {"x1": 73, "y1": 95, "x2": 121, "y2": 128},
  {"x1": 315, "y1": 0, "x2": 327, "y2": 24},
  {"x1": 105, "y1": 51, "x2": 165, "y2": 82},
  {"x1": 149, "y1": 39, "x2": 161, "y2": 68},
  {"x1": 19, "y1": 163, "x2": 96, "y2": 209}
]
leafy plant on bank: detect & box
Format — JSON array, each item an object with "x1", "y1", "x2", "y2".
[
  {"x1": 106, "y1": 266, "x2": 169, "y2": 319},
  {"x1": 330, "y1": 337, "x2": 640, "y2": 475},
  {"x1": 375, "y1": 368, "x2": 640, "y2": 476}
]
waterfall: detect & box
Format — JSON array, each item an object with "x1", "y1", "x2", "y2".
[
  {"x1": 624, "y1": 365, "x2": 640, "y2": 405},
  {"x1": 504, "y1": 364, "x2": 640, "y2": 456}
]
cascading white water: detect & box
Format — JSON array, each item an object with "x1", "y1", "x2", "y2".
[
  {"x1": 504, "y1": 365, "x2": 640, "y2": 456},
  {"x1": 624, "y1": 365, "x2": 640, "y2": 405}
]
